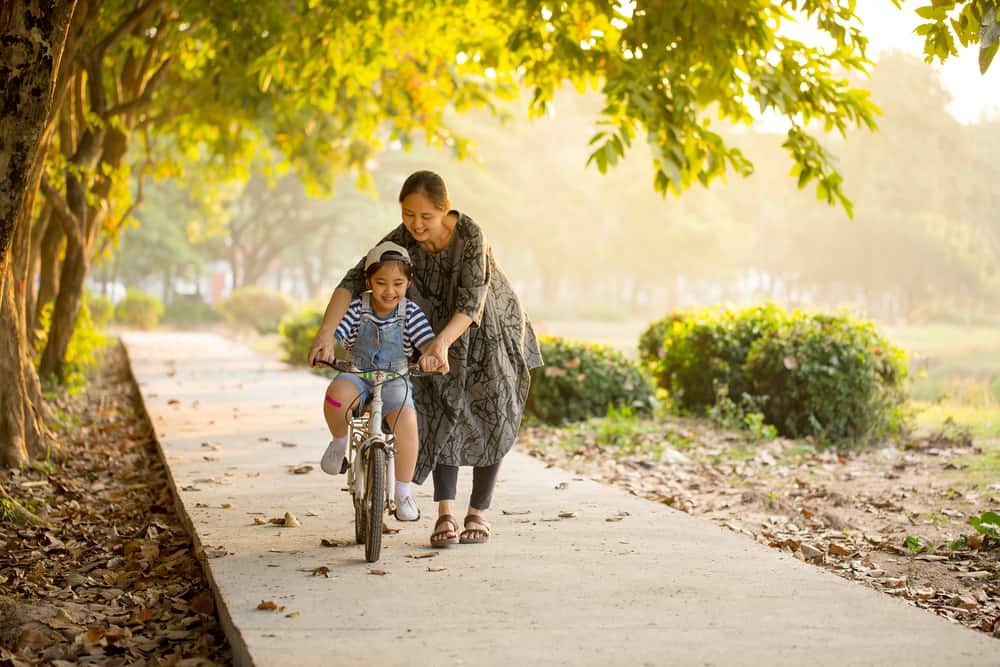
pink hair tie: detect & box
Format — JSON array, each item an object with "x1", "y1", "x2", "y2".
[{"x1": 325, "y1": 395, "x2": 342, "y2": 408}]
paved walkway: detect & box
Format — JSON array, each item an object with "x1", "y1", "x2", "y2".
[{"x1": 122, "y1": 332, "x2": 996, "y2": 667}]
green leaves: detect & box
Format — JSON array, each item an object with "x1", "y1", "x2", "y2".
[{"x1": 969, "y1": 511, "x2": 1000, "y2": 539}]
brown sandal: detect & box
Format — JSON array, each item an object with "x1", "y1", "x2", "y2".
[
  {"x1": 459, "y1": 514, "x2": 491, "y2": 544},
  {"x1": 430, "y1": 514, "x2": 459, "y2": 548}
]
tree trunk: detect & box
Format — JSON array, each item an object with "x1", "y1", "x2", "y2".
[
  {"x1": 37, "y1": 238, "x2": 87, "y2": 381},
  {"x1": 0, "y1": 238, "x2": 54, "y2": 468},
  {"x1": 0, "y1": 1, "x2": 78, "y2": 309},
  {"x1": 30, "y1": 204, "x2": 64, "y2": 340}
]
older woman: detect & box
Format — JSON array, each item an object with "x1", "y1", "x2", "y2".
[{"x1": 309, "y1": 170, "x2": 542, "y2": 547}]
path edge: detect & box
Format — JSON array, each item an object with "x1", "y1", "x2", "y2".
[{"x1": 119, "y1": 337, "x2": 255, "y2": 667}]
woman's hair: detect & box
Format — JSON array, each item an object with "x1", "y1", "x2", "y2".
[
  {"x1": 365, "y1": 258, "x2": 412, "y2": 283},
  {"x1": 398, "y1": 170, "x2": 449, "y2": 211}
]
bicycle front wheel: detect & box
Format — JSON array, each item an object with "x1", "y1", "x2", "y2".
[{"x1": 364, "y1": 446, "x2": 386, "y2": 563}]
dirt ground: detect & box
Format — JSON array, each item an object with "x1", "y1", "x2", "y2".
[
  {"x1": 520, "y1": 416, "x2": 1000, "y2": 639},
  {"x1": 0, "y1": 342, "x2": 230, "y2": 666}
]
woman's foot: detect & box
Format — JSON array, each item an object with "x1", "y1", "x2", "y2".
[
  {"x1": 459, "y1": 514, "x2": 491, "y2": 544},
  {"x1": 430, "y1": 514, "x2": 459, "y2": 548}
]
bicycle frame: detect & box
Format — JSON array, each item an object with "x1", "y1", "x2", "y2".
[
  {"x1": 315, "y1": 358, "x2": 420, "y2": 561},
  {"x1": 346, "y1": 369, "x2": 397, "y2": 517}
]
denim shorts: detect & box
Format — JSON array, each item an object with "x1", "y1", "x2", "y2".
[{"x1": 339, "y1": 372, "x2": 415, "y2": 414}]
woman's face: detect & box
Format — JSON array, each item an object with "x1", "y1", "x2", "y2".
[
  {"x1": 367, "y1": 261, "x2": 410, "y2": 314},
  {"x1": 401, "y1": 192, "x2": 449, "y2": 247}
]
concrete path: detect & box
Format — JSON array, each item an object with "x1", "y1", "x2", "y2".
[{"x1": 122, "y1": 331, "x2": 996, "y2": 667}]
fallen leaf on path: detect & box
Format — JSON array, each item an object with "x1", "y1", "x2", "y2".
[
  {"x1": 190, "y1": 591, "x2": 215, "y2": 615},
  {"x1": 320, "y1": 538, "x2": 351, "y2": 547},
  {"x1": 221, "y1": 503, "x2": 232, "y2": 509},
  {"x1": 368, "y1": 569, "x2": 388, "y2": 576},
  {"x1": 407, "y1": 552, "x2": 438, "y2": 559},
  {"x1": 282, "y1": 512, "x2": 300, "y2": 527},
  {"x1": 259, "y1": 437, "x2": 270, "y2": 442},
  {"x1": 288, "y1": 465, "x2": 313, "y2": 475},
  {"x1": 382, "y1": 524, "x2": 399, "y2": 535},
  {"x1": 554, "y1": 482, "x2": 568, "y2": 490},
  {"x1": 558, "y1": 511, "x2": 576, "y2": 519},
  {"x1": 828, "y1": 543, "x2": 854, "y2": 556},
  {"x1": 606, "y1": 516, "x2": 623, "y2": 522},
  {"x1": 502, "y1": 509, "x2": 531, "y2": 515},
  {"x1": 167, "y1": 399, "x2": 180, "y2": 406},
  {"x1": 311, "y1": 566, "x2": 330, "y2": 578},
  {"x1": 427, "y1": 566, "x2": 447, "y2": 572},
  {"x1": 285, "y1": 611, "x2": 300, "y2": 618},
  {"x1": 280, "y1": 441, "x2": 297, "y2": 448},
  {"x1": 257, "y1": 600, "x2": 279, "y2": 611},
  {"x1": 253, "y1": 517, "x2": 266, "y2": 525}
]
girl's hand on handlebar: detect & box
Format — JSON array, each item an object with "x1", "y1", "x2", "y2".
[{"x1": 308, "y1": 330, "x2": 335, "y2": 366}]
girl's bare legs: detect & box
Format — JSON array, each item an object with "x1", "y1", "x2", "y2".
[
  {"x1": 385, "y1": 406, "x2": 417, "y2": 483},
  {"x1": 323, "y1": 378, "x2": 360, "y2": 438},
  {"x1": 321, "y1": 378, "x2": 360, "y2": 474}
]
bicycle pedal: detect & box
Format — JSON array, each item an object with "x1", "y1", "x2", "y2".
[{"x1": 340, "y1": 457, "x2": 349, "y2": 474}]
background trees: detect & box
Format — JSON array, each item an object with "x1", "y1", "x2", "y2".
[{"x1": 1, "y1": 1, "x2": 997, "y2": 505}]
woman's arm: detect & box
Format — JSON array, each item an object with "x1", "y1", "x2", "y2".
[
  {"x1": 421, "y1": 312, "x2": 473, "y2": 374},
  {"x1": 308, "y1": 287, "x2": 353, "y2": 365}
]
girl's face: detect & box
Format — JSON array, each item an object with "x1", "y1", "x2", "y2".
[
  {"x1": 401, "y1": 192, "x2": 449, "y2": 248},
  {"x1": 367, "y1": 262, "x2": 410, "y2": 314}
]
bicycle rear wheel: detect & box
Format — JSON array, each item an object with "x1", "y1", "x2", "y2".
[
  {"x1": 353, "y1": 496, "x2": 365, "y2": 544},
  {"x1": 364, "y1": 446, "x2": 385, "y2": 562}
]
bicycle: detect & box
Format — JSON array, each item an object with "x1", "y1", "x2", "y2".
[{"x1": 314, "y1": 359, "x2": 424, "y2": 563}]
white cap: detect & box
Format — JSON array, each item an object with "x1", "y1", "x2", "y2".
[{"x1": 364, "y1": 241, "x2": 411, "y2": 272}]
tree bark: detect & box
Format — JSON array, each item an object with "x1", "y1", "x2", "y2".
[
  {"x1": 32, "y1": 208, "x2": 65, "y2": 337},
  {"x1": 0, "y1": 1, "x2": 78, "y2": 309},
  {"x1": 38, "y1": 237, "x2": 88, "y2": 381}
]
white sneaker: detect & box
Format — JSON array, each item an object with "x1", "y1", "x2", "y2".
[
  {"x1": 394, "y1": 495, "x2": 420, "y2": 521},
  {"x1": 320, "y1": 439, "x2": 347, "y2": 475}
]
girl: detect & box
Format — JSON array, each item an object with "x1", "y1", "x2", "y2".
[{"x1": 317, "y1": 241, "x2": 436, "y2": 521}]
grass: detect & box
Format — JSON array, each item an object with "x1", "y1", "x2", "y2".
[
  {"x1": 912, "y1": 401, "x2": 1000, "y2": 438},
  {"x1": 958, "y1": 443, "x2": 1000, "y2": 491}
]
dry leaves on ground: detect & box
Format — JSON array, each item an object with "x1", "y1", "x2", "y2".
[{"x1": 0, "y1": 342, "x2": 231, "y2": 666}]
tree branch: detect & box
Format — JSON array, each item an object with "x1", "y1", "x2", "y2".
[
  {"x1": 93, "y1": 0, "x2": 167, "y2": 59},
  {"x1": 39, "y1": 176, "x2": 86, "y2": 251},
  {"x1": 102, "y1": 55, "x2": 174, "y2": 120}
]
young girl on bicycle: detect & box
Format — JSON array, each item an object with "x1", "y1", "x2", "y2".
[{"x1": 314, "y1": 242, "x2": 436, "y2": 521}]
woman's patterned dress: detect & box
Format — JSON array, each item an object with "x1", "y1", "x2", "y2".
[{"x1": 337, "y1": 212, "x2": 543, "y2": 484}]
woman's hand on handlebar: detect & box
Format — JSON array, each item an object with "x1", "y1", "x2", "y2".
[
  {"x1": 308, "y1": 330, "x2": 336, "y2": 366},
  {"x1": 419, "y1": 338, "x2": 451, "y2": 374}
]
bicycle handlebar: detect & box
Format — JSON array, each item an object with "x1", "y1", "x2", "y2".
[{"x1": 311, "y1": 358, "x2": 432, "y2": 377}]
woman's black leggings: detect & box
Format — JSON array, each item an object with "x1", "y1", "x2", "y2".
[{"x1": 432, "y1": 461, "x2": 502, "y2": 510}]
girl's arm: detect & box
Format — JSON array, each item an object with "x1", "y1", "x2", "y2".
[{"x1": 308, "y1": 288, "x2": 352, "y2": 365}]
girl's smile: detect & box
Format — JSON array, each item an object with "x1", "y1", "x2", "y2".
[{"x1": 368, "y1": 262, "x2": 410, "y2": 316}]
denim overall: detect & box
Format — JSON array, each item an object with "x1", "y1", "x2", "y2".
[{"x1": 352, "y1": 293, "x2": 409, "y2": 372}]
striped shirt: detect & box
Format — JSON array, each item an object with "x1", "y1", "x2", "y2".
[{"x1": 335, "y1": 297, "x2": 435, "y2": 358}]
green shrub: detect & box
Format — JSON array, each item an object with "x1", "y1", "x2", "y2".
[
  {"x1": 525, "y1": 335, "x2": 656, "y2": 424},
  {"x1": 35, "y1": 299, "x2": 109, "y2": 391},
  {"x1": 114, "y1": 289, "x2": 164, "y2": 330},
  {"x1": 640, "y1": 304, "x2": 908, "y2": 445},
  {"x1": 163, "y1": 295, "x2": 222, "y2": 328},
  {"x1": 219, "y1": 286, "x2": 294, "y2": 334},
  {"x1": 86, "y1": 292, "x2": 114, "y2": 328},
  {"x1": 279, "y1": 307, "x2": 324, "y2": 363},
  {"x1": 639, "y1": 304, "x2": 785, "y2": 412},
  {"x1": 744, "y1": 312, "x2": 908, "y2": 444}
]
